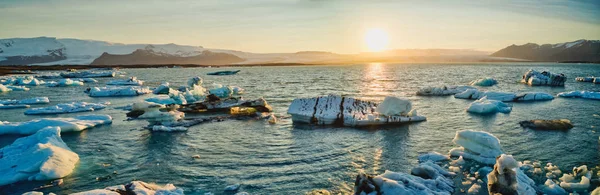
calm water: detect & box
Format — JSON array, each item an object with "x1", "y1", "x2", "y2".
[{"x1": 1, "y1": 63, "x2": 599, "y2": 194}]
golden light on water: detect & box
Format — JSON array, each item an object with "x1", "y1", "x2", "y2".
[{"x1": 364, "y1": 28, "x2": 390, "y2": 52}]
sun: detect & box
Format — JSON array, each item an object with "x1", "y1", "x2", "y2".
[{"x1": 364, "y1": 28, "x2": 390, "y2": 52}]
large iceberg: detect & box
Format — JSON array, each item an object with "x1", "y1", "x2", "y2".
[
  {"x1": 287, "y1": 95, "x2": 425, "y2": 127},
  {"x1": 449, "y1": 130, "x2": 502, "y2": 165},
  {"x1": 24, "y1": 102, "x2": 109, "y2": 115},
  {"x1": 466, "y1": 97, "x2": 512, "y2": 114},
  {"x1": 557, "y1": 91, "x2": 600, "y2": 100},
  {"x1": 0, "y1": 114, "x2": 112, "y2": 135},
  {"x1": 521, "y1": 70, "x2": 566, "y2": 86},
  {"x1": 60, "y1": 70, "x2": 115, "y2": 78},
  {"x1": 107, "y1": 77, "x2": 144, "y2": 86},
  {"x1": 70, "y1": 181, "x2": 184, "y2": 195},
  {"x1": 87, "y1": 86, "x2": 151, "y2": 97},
  {"x1": 354, "y1": 161, "x2": 454, "y2": 194},
  {"x1": 0, "y1": 127, "x2": 79, "y2": 186},
  {"x1": 456, "y1": 89, "x2": 553, "y2": 102},
  {"x1": 470, "y1": 77, "x2": 498, "y2": 86},
  {"x1": 46, "y1": 79, "x2": 85, "y2": 87},
  {"x1": 416, "y1": 85, "x2": 476, "y2": 96}
]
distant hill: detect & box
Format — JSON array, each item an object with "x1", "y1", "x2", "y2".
[
  {"x1": 90, "y1": 48, "x2": 244, "y2": 65},
  {"x1": 491, "y1": 39, "x2": 600, "y2": 62}
]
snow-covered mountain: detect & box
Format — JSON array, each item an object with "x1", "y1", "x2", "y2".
[{"x1": 491, "y1": 39, "x2": 600, "y2": 62}]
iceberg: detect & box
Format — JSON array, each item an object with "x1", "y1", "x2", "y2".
[
  {"x1": 487, "y1": 154, "x2": 537, "y2": 195},
  {"x1": 208, "y1": 84, "x2": 234, "y2": 98},
  {"x1": 77, "y1": 78, "x2": 98, "y2": 83},
  {"x1": 179, "y1": 97, "x2": 272, "y2": 113},
  {"x1": 87, "y1": 86, "x2": 151, "y2": 97},
  {"x1": 0, "y1": 114, "x2": 112, "y2": 135},
  {"x1": 374, "y1": 96, "x2": 413, "y2": 116},
  {"x1": 25, "y1": 102, "x2": 109, "y2": 115},
  {"x1": 127, "y1": 102, "x2": 185, "y2": 124},
  {"x1": 207, "y1": 70, "x2": 240, "y2": 75},
  {"x1": 558, "y1": 90, "x2": 600, "y2": 100},
  {"x1": 418, "y1": 152, "x2": 450, "y2": 163},
  {"x1": 46, "y1": 79, "x2": 85, "y2": 87},
  {"x1": 288, "y1": 95, "x2": 426, "y2": 127},
  {"x1": 519, "y1": 119, "x2": 573, "y2": 131},
  {"x1": 521, "y1": 69, "x2": 566, "y2": 86},
  {"x1": 0, "y1": 127, "x2": 79, "y2": 186},
  {"x1": 0, "y1": 84, "x2": 11, "y2": 92},
  {"x1": 0, "y1": 97, "x2": 49, "y2": 105},
  {"x1": 455, "y1": 89, "x2": 516, "y2": 102},
  {"x1": 107, "y1": 76, "x2": 144, "y2": 86},
  {"x1": 71, "y1": 181, "x2": 184, "y2": 195},
  {"x1": 470, "y1": 77, "x2": 498, "y2": 86},
  {"x1": 152, "y1": 125, "x2": 187, "y2": 132},
  {"x1": 354, "y1": 161, "x2": 454, "y2": 194},
  {"x1": 12, "y1": 76, "x2": 45, "y2": 86},
  {"x1": 449, "y1": 130, "x2": 502, "y2": 165},
  {"x1": 145, "y1": 94, "x2": 187, "y2": 105},
  {"x1": 416, "y1": 85, "x2": 476, "y2": 96},
  {"x1": 466, "y1": 97, "x2": 512, "y2": 114},
  {"x1": 5, "y1": 85, "x2": 30, "y2": 91},
  {"x1": 575, "y1": 76, "x2": 595, "y2": 82},
  {"x1": 513, "y1": 92, "x2": 554, "y2": 101},
  {"x1": 0, "y1": 104, "x2": 29, "y2": 109},
  {"x1": 540, "y1": 179, "x2": 568, "y2": 195},
  {"x1": 153, "y1": 82, "x2": 172, "y2": 94},
  {"x1": 60, "y1": 70, "x2": 115, "y2": 78}
]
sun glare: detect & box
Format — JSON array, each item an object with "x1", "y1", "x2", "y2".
[{"x1": 364, "y1": 28, "x2": 390, "y2": 52}]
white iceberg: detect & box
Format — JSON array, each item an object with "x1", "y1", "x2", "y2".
[
  {"x1": 0, "y1": 127, "x2": 79, "y2": 186},
  {"x1": 449, "y1": 130, "x2": 502, "y2": 165},
  {"x1": 416, "y1": 85, "x2": 476, "y2": 96},
  {"x1": 374, "y1": 96, "x2": 412, "y2": 116},
  {"x1": 288, "y1": 95, "x2": 426, "y2": 127},
  {"x1": 77, "y1": 78, "x2": 98, "y2": 83},
  {"x1": 0, "y1": 97, "x2": 49, "y2": 105},
  {"x1": 146, "y1": 94, "x2": 187, "y2": 105},
  {"x1": 354, "y1": 161, "x2": 454, "y2": 194},
  {"x1": 153, "y1": 82, "x2": 172, "y2": 94},
  {"x1": 470, "y1": 77, "x2": 498, "y2": 86},
  {"x1": 466, "y1": 97, "x2": 512, "y2": 114},
  {"x1": 0, "y1": 84, "x2": 11, "y2": 92},
  {"x1": 487, "y1": 154, "x2": 537, "y2": 195},
  {"x1": 540, "y1": 179, "x2": 567, "y2": 195},
  {"x1": 0, "y1": 104, "x2": 29, "y2": 109},
  {"x1": 513, "y1": 92, "x2": 554, "y2": 101},
  {"x1": 0, "y1": 114, "x2": 112, "y2": 135},
  {"x1": 128, "y1": 102, "x2": 184, "y2": 124},
  {"x1": 88, "y1": 86, "x2": 151, "y2": 97},
  {"x1": 152, "y1": 125, "x2": 188, "y2": 132},
  {"x1": 46, "y1": 79, "x2": 85, "y2": 87},
  {"x1": 25, "y1": 102, "x2": 109, "y2": 115},
  {"x1": 209, "y1": 84, "x2": 234, "y2": 98},
  {"x1": 11, "y1": 76, "x2": 46, "y2": 86},
  {"x1": 558, "y1": 91, "x2": 600, "y2": 100},
  {"x1": 418, "y1": 152, "x2": 450, "y2": 162},
  {"x1": 107, "y1": 77, "x2": 144, "y2": 86},
  {"x1": 521, "y1": 69, "x2": 566, "y2": 86},
  {"x1": 60, "y1": 70, "x2": 115, "y2": 78},
  {"x1": 455, "y1": 89, "x2": 516, "y2": 102},
  {"x1": 5, "y1": 85, "x2": 30, "y2": 91},
  {"x1": 71, "y1": 181, "x2": 184, "y2": 195}
]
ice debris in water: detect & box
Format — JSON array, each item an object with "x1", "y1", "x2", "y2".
[
  {"x1": 466, "y1": 96, "x2": 512, "y2": 114},
  {"x1": 521, "y1": 69, "x2": 566, "y2": 86},
  {"x1": 449, "y1": 130, "x2": 502, "y2": 165},
  {"x1": 354, "y1": 161, "x2": 454, "y2": 194},
  {"x1": 87, "y1": 86, "x2": 151, "y2": 97},
  {"x1": 558, "y1": 91, "x2": 600, "y2": 100},
  {"x1": 288, "y1": 95, "x2": 425, "y2": 127},
  {"x1": 107, "y1": 76, "x2": 144, "y2": 86},
  {"x1": 153, "y1": 82, "x2": 172, "y2": 94},
  {"x1": 2, "y1": 76, "x2": 46, "y2": 86},
  {"x1": 487, "y1": 154, "x2": 537, "y2": 195},
  {"x1": 70, "y1": 180, "x2": 184, "y2": 195},
  {"x1": 0, "y1": 114, "x2": 112, "y2": 135},
  {"x1": 60, "y1": 70, "x2": 116, "y2": 78},
  {"x1": 416, "y1": 85, "x2": 476, "y2": 96},
  {"x1": 455, "y1": 89, "x2": 553, "y2": 102},
  {"x1": 0, "y1": 127, "x2": 79, "y2": 186},
  {"x1": 152, "y1": 125, "x2": 188, "y2": 132},
  {"x1": 470, "y1": 77, "x2": 498, "y2": 86},
  {"x1": 24, "y1": 102, "x2": 109, "y2": 115},
  {"x1": 45, "y1": 79, "x2": 85, "y2": 87},
  {"x1": 418, "y1": 152, "x2": 450, "y2": 163}
]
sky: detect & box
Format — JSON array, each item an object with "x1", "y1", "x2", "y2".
[{"x1": 1, "y1": 0, "x2": 599, "y2": 53}]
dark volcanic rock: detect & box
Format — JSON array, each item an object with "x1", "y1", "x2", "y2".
[{"x1": 519, "y1": 119, "x2": 573, "y2": 130}]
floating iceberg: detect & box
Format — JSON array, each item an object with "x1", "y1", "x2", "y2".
[
  {"x1": 521, "y1": 69, "x2": 566, "y2": 86},
  {"x1": 46, "y1": 79, "x2": 85, "y2": 87},
  {"x1": 60, "y1": 70, "x2": 115, "y2": 78},
  {"x1": 71, "y1": 181, "x2": 184, "y2": 195},
  {"x1": 0, "y1": 97, "x2": 49, "y2": 105},
  {"x1": 0, "y1": 127, "x2": 79, "y2": 186},
  {"x1": 354, "y1": 161, "x2": 454, "y2": 194},
  {"x1": 87, "y1": 86, "x2": 151, "y2": 97},
  {"x1": 416, "y1": 85, "x2": 476, "y2": 96},
  {"x1": 0, "y1": 114, "x2": 112, "y2": 135},
  {"x1": 558, "y1": 91, "x2": 600, "y2": 100},
  {"x1": 487, "y1": 154, "x2": 537, "y2": 195},
  {"x1": 207, "y1": 70, "x2": 240, "y2": 75},
  {"x1": 208, "y1": 85, "x2": 234, "y2": 98},
  {"x1": 418, "y1": 152, "x2": 450, "y2": 162},
  {"x1": 107, "y1": 77, "x2": 144, "y2": 86},
  {"x1": 25, "y1": 102, "x2": 109, "y2": 115},
  {"x1": 10, "y1": 76, "x2": 46, "y2": 86},
  {"x1": 288, "y1": 95, "x2": 425, "y2": 127},
  {"x1": 449, "y1": 130, "x2": 502, "y2": 165},
  {"x1": 145, "y1": 95, "x2": 187, "y2": 105},
  {"x1": 77, "y1": 78, "x2": 98, "y2": 83},
  {"x1": 575, "y1": 76, "x2": 595, "y2": 82},
  {"x1": 0, "y1": 104, "x2": 29, "y2": 109},
  {"x1": 153, "y1": 82, "x2": 172, "y2": 94},
  {"x1": 456, "y1": 89, "x2": 553, "y2": 102},
  {"x1": 470, "y1": 77, "x2": 498, "y2": 86},
  {"x1": 127, "y1": 102, "x2": 184, "y2": 124},
  {"x1": 519, "y1": 119, "x2": 573, "y2": 131},
  {"x1": 558, "y1": 165, "x2": 592, "y2": 192},
  {"x1": 513, "y1": 92, "x2": 554, "y2": 101},
  {"x1": 0, "y1": 84, "x2": 11, "y2": 92},
  {"x1": 540, "y1": 179, "x2": 568, "y2": 195},
  {"x1": 5, "y1": 85, "x2": 30, "y2": 91},
  {"x1": 466, "y1": 97, "x2": 512, "y2": 114},
  {"x1": 374, "y1": 96, "x2": 413, "y2": 116},
  {"x1": 179, "y1": 97, "x2": 272, "y2": 113},
  {"x1": 152, "y1": 125, "x2": 187, "y2": 132}
]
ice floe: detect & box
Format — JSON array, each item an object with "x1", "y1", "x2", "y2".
[
  {"x1": 127, "y1": 102, "x2": 184, "y2": 124},
  {"x1": 449, "y1": 130, "x2": 502, "y2": 165},
  {"x1": 354, "y1": 161, "x2": 454, "y2": 194},
  {"x1": 576, "y1": 76, "x2": 600, "y2": 84},
  {"x1": 558, "y1": 91, "x2": 600, "y2": 100},
  {"x1": 456, "y1": 89, "x2": 553, "y2": 102},
  {"x1": 0, "y1": 114, "x2": 112, "y2": 135},
  {"x1": 46, "y1": 79, "x2": 85, "y2": 87},
  {"x1": 5, "y1": 85, "x2": 30, "y2": 91},
  {"x1": 60, "y1": 70, "x2": 115, "y2": 78},
  {"x1": 513, "y1": 92, "x2": 554, "y2": 101},
  {"x1": 152, "y1": 125, "x2": 188, "y2": 132},
  {"x1": 0, "y1": 97, "x2": 49, "y2": 105},
  {"x1": 70, "y1": 181, "x2": 184, "y2": 195},
  {"x1": 416, "y1": 85, "x2": 476, "y2": 96},
  {"x1": 208, "y1": 84, "x2": 242, "y2": 98},
  {"x1": 24, "y1": 102, "x2": 109, "y2": 115},
  {"x1": 288, "y1": 95, "x2": 426, "y2": 126},
  {"x1": 0, "y1": 104, "x2": 29, "y2": 109},
  {"x1": 153, "y1": 82, "x2": 172, "y2": 94},
  {"x1": 466, "y1": 97, "x2": 512, "y2": 114},
  {"x1": 0, "y1": 84, "x2": 11, "y2": 92},
  {"x1": 470, "y1": 77, "x2": 498, "y2": 86},
  {"x1": 374, "y1": 96, "x2": 413, "y2": 116},
  {"x1": 6, "y1": 76, "x2": 46, "y2": 86},
  {"x1": 0, "y1": 127, "x2": 79, "y2": 186},
  {"x1": 519, "y1": 119, "x2": 573, "y2": 131},
  {"x1": 418, "y1": 152, "x2": 450, "y2": 163},
  {"x1": 87, "y1": 86, "x2": 151, "y2": 97},
  {"x1": 107, "y1": 77, "x2": 144, "y2": 86},
  {"x1": 521, "y1": 69, "x2": 566, "y2": 86},
  {"x1": 487, "y1": 154, "x2": 537, "y2": 194},
  {"x1": 179, "y1": 97, "x2": 272, "y2": 113}
]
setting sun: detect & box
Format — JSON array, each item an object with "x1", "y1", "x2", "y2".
[{"x1": 364, "y1": 28, "x2": 390, "y2": 52}]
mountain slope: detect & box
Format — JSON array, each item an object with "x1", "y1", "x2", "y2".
[
  {"x1": 90, "y1": 49, "x2": 244, "y2": 65},
  {"x1": 491, "y1": 40, "x2": 600, "y2": 62}
]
